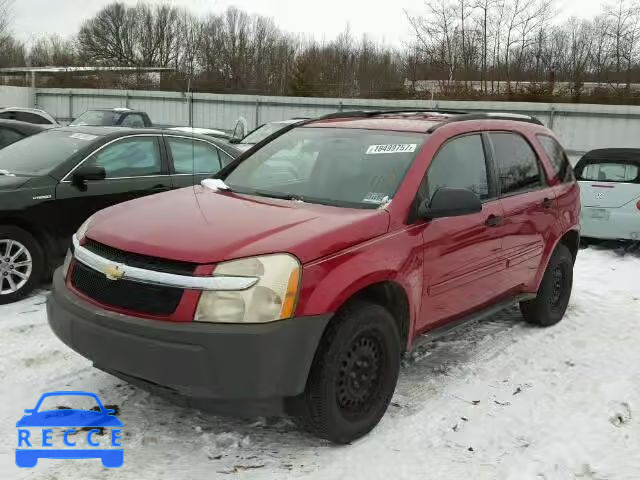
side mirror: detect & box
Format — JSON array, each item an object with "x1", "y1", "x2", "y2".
[
  {"x1": 23, "y1": 409, "x2": 35, "y2": 414},
  {"x1": 72, "y1": 165, "x2": 106, "y2": 188},
  {"x1": 419, "y1": 187, "x2": 482, "y2": 220},
  {"x1": 228, "y1": 137, "x2": 241, "y2": 144}
]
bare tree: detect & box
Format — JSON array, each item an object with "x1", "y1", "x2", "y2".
[
  {"x1": 78, "y1": 2, "x2": 137, "y2": 65},
  {"x1": 28, "y1": 35, "x2": 76, "y2": 66},
  {"x1": 0, "y1": 0, "x2": 26, "y2": 68},
  {"x1": 0, "y1": 0, "x2": 12, "y2": 39}
]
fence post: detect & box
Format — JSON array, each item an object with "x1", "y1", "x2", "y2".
[
  {"x1": 338, "y1": 101, "x2": 343, "y2": 112},
  {"x1": 188, "y1": 93, "x2": 193, "y2": 127},
  {"x1": 255, "y1": 99, "x2": 261, "y2": 129},
  {"x1": 549, "y1": 105, "x2": 556, "y2": 129},
  {"x1": 124, "y1": 91, "x2": 130, "y2": 109},
  {"x1": 68, "y1": 90, "x2": 73, "y2": 123}
]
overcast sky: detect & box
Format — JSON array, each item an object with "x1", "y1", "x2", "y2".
[{"x1": 11, "y1": 0, "x2": 606, "y2": 46}]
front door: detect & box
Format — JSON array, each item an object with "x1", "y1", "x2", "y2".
[
  {"x1": 51, "y1": 135, "x2": 171, "y2": 243},
  {"x1": 418, "y1": 133, "x2": 508, "y2": 332},
  {"x1": 488, "y1": 132, "x2": 559, "y2": 290}
]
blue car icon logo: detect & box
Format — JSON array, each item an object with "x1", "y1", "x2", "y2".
[{"x1": 16, "y1": 391, "x2": 123, "y2": 468}]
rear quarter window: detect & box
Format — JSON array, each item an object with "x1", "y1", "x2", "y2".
[
  {"x1": 537, "y1": 135, "x2": 574, "y2": 183},
  {"x1": 579, "y1": 163, "x2": 639, "y2": 183}
]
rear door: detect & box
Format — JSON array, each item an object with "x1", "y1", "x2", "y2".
[
  {"x1": 164, "y1": 135, "x2": 226, "y2": 188},
  {"x1": 418, "y1": 133, "x2": 507, "y2": 330},
  {"x1": 54, "y1": 135, "x2": 171, "y2": 240},
  {"x1": 489, "y1": 132, "x2": 558, "y2": 290}
]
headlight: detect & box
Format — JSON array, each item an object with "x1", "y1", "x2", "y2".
[
  {"x1": 61, "y1": 249, "x2": 73, "y2": 279},
  {"x1": 76, "y1": 215, "x2": 95, "y2": 241},
  {"x1": 195, "y1": 254, "x2": 301, "y2": 324}
]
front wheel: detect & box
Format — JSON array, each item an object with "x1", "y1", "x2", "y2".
[
  {"x1": 293, "y1": 300, "x2": 401, "y2": 444},
  {"x1": 0, "y1": 226, "x2": 44, "y2": 305},
  {"x1": 520, "y1": 244, "x2": 574, "y2": 327}
]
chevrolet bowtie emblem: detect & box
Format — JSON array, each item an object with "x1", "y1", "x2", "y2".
[{"x1": 104, "y1": 265, "x2": 125, "y2": 281}]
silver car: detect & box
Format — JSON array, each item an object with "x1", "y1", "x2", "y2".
[
  {"x1": 229, "y1": 118, "x2": 309, "y2": 152},
  {"x1": 0, "y1": 107, "x2": 58, "y2": 126},
  {"x1": 577, "y1": 148, "x2": 640, "y2": 241}
]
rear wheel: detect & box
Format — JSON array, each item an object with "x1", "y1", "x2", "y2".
[
  {"x1": 293, "y1": 300, "x2": 401, "y2": 444},
  {"x1": 0, "y1": 226, "x2": 44, "y2": 305},
  {"x1": 520, "y1": 244, "x2": 573, "y2": 327}
]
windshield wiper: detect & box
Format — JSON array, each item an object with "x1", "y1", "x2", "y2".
[
  {"x1": 250, "y1": 190, "x2": 306, "y2": 202},
  {"x1": 0, "y1": 169, "x2": 15, "y2": 176}
]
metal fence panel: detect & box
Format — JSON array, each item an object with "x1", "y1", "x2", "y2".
[
  {"x1": 0, "y1": 85, "x2": 31, "y2": 108},
  {"x1": 18, "y1": 86, "x2": 640, "y2": 157}
]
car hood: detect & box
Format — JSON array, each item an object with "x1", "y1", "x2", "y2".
[
  {"x1": 16, "y1": 410, "x2": 123, "y2": 428},
  {"x1": 0, "y1": 175, "x2": 31, "y2": 190},
  {"x1": 87, "y1": 186, "x2": 390, "y2": 265}
]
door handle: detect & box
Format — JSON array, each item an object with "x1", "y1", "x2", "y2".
[
  {"x1": 151, "y1": 184, "x2": 170, "y2": 191},
  {"x1": 542, "y1": 197, "x2": 553, "y2": 209},
  {"x1": 485, "y1": 215, "x2": 503, "y2": 227}
]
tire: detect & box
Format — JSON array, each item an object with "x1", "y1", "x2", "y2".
[
  {"x1": 0, "y1": 226, "x2": 44, "y2": 305},
  {"x1": 293, "y1": 300, "x2": 401, "y2": 444},
  {"x1": 520, "y1": 244, "x2": 573, "y2": 327}
]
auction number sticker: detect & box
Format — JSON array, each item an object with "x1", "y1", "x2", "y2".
[{"x1": 366, "y1": 144, "x2": 417, "y2": 155}]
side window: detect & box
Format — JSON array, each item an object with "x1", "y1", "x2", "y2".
[
  {"x1": 15, "y1": 112, "x2": 51, "y2": 125},
  {"x1": 490, "y1": 133, "x2": 543, "y2": 195},
  {"x1": 0, "y1": 128, "x2": 24, "y2": 149},
  {"x1": 121, "y1": 114, "x2": 146, "y2": 128},
  {"x1": 0, "y1": 111, "x2": 17, "y2": 120},
  {"x1": 85, "y1": 137, "x2": 162, "y2": 179},
  {"x1": 167, "y1": 138, "x2": 223, "y2": 174},
  {"x1": 427, "y1": 134, "x2": 491, "y2": 200},
  {"x1": 537, "y1": 135, "x2": 574, "y2": 183}
]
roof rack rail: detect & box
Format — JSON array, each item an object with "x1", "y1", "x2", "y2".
[
  {"x1": 426, "y1": 112, "x2": 544, "y2": 132},
  {"x1": 316, "y1": 108, "x2": 468, "y2": 121}
]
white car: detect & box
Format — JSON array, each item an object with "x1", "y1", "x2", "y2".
[
  {"x1": 576, "y1": 148, "x2": 640, "y2": 241},
  {"x1": 0, "y1": 107, "x2": 58, "y2": 126}
]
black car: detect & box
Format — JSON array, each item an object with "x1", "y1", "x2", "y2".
[
  {"x1": 0, "y1": 119, "x2": 52, "y2": 150},
  {"x1": 0, "y1": 126, "x2": 240, "y2": 304},
  {"x1": 70, "y1": 109, "x2": 157, "y2": 128}
]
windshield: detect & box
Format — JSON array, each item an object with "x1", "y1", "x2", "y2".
[
  {"x1": 71, "y1": 110, "x2": 123, "y2": 126},
  {"x1": 241, "y1": 122, "x2": 290, "y2": 145},
  {"x1": 0, "y1": 130, "x2": 97, "y2": 176},
  {"x1": 224, "y1": 127, "x2": 425, "y2": 208}
]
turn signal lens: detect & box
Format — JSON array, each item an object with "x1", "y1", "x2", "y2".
[{"x1": 636, "y1": 200, "x2": 640, "y2": 211}]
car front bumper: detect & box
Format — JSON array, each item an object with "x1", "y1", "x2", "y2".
[{"x1": 47, "y1": 268, "x2": 331, "y2": 415}]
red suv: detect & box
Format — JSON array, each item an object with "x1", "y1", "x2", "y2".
[{"x1": 47, "y1": 110, "x2": 580, "y2": 443}]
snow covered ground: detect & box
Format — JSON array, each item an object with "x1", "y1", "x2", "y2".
[{"x1": 1, "y1": 246, "x2": 639, "y2": 480}]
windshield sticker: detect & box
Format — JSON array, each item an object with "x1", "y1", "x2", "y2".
[
  {"x1": 69, "y1": 133, "x2": 98, "y2": 141},
  {"x1": 366, "y1": 144, "x2": 417, "y2": 155},
  {"x1": 363, "y1": 192, "x2": 390, "y2": 204}
]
